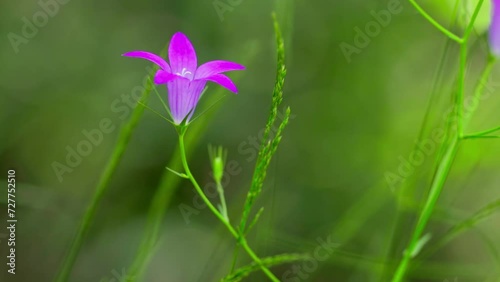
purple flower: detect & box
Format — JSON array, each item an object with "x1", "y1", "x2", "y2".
[
  {"x1": 123, "y1": 32, "x2": 245, "y2": 124},
  {"x1": 490, "y1": 0, "x2": 500, "y2": 57}
]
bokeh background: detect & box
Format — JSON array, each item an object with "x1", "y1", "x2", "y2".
[{"x1": 1, "y1": 0, "x2": 500, "y2": 281}]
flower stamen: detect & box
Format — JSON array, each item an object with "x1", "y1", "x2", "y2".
[{"x1": 176, "y1": 68, "x2": 192, "y2": 78}]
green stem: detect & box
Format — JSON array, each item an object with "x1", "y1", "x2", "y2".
[
  {"x1": 216, "y1": 181, "x2": 229, "y2": 221},
  {"x1": 391, "y1": 138, "x2": 460, "y2": 282},
  {"x1": 230, "y1": 245, "x2": 241, "y2": 273},
  {"x1": 463, "y1": 0, "x2": 485, "y2": 41},
  {"x1": 457, "y1": 42, "x2": 468, "y2": 138},
  {"x1": 126, "y1": 123, "x2": 204, "y2": 280},
  {"x1": 466, "y1": 125, "x2": 500, "y2": 137},
  {"x1": 408, "y1": 0, "x2": 463, "y2": 43},
  {"x1": 177, "y1": 130, "x2": 279, "y2": 282},
  {"x1": 463, "y1": 135, "x2": 500, "y2": 139},
  {"x1": 455, "y1": 0, "x2": 485, "y2": 136},
  {"x1": 54, "y1": 76, "x2": 154, "y2": 282},
  {"x1": 391, "y1": 2, "x2": 486, "y2": 278},
  {"x1": 381, "y1": 2, "x2": 462, "y2": 278},
  {"x1": 419, "y1": 198, "x2": 500, "y2": 261},
  {"x1": 464, "y1": 57, "x2": 497, "y2": 128},
  {"x1": 391, "y1": 2, "x2": 487, "y2": 278}
]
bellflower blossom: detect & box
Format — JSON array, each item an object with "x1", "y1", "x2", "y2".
[
  {"x1": 123, "y1": 32, "x2": 245, "y2": 124},
  {"x1": 490, "y1": 0, "x2": 500, "y2": 57}
]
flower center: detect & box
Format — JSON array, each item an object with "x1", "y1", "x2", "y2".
[{"x1": 176, "y1": 68, "x2": 192, "y2": 78}]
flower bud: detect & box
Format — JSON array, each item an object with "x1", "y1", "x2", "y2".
[
  {"x1": 213, "y1": 156, "x2": 224, "y2": 183},
  {"x1": 208, "y1": 145, "x2": 227, "y2": 183}
]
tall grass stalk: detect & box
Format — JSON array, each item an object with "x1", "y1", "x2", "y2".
[
  {"x1": 381, "y1": 2, "x2": 462, "y2": 279},
  {"x1": 54, "y1": 45, "x2": 168, "y2": 282},
  {"x1": 391, "y1": 1, "x2": 486, "y2": 281}
]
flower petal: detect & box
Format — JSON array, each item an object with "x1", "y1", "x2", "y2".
[
  {"x1": 195, "y1": 60, "x2": 245, "y2": 79},
  {"x1": 122, "y1": 51, "x2": 171, "y2": 72},
  {"x1": 167, "y1": 77, "x2": 207, "y2": 124},
  {"x1": 168, "y1": 32, "x2": 197, "y2": 80},
  {"x1": 154, "y1": 70, "x2": 178, "y2": 84},
  {"x1": 490, "y1": 0, "x2": 500, "y2": 57},
  {"x1": 200, "y1": 74, "x2": 238, "y2": 93}
]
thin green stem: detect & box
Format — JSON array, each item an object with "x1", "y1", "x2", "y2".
[
  {"x1": 54, "y1": 74, "x2": 155, "y2": 282},
  {"x1": 456, "y1": 0, "x2": 486, "y2": 137},
  {"x1": 151, "y1": 80, "x2": 173, "y2": 119},
  {"x1": 457, "y1": 42, "x2": 468, "y2": 137},
  {"x1": 467, "y1": 125, "x2": 500, "y2": 137},
  {"x1": 463, "y1": 0, "x2": 485, "y2": 41},
  {"x1": 391, "y1": 138, "x2": 460, "y2": 282},
  {"x1": 457, "y1": 0, "x2": 486, "y2": 134},
  {"x1": 138, "y1": 101, "x2": 174, "y2": 125},
  {"x1": 392, "y1": 2, "x2": 487, "y2": 279},
  {"x1": 463, "y1": 135, "x2": 500, "y2": 139},
  {"x1": 165, "y1": 166, "x2": 188, "y2": 178},
  {"x1": 391, "y1": 3, "x2": 481, "y2": 280},
  {"x1": 216, "y1": 181, "x2": 229, "y2": 221},
  {"x1": 464, "y1": 58, "x2": 497, "y2": 128},
  {"x1": 419, "y1": 198, "x2": 500, "y2": 261},
  {"x1": 381, "y1": 3, "x2": 462, "y2": 279},
  {"x1": 178, "y1": 129, "x2": 233, "y2": 232},
  {"x1": 230, "y1": 244, "x2": 241, "y2": 273},
  {"x1": 177, "y1": 130, "x2": 279, "y2": 282},
  {"x1": 408, "y1": 0, "x2": 463, "y2": 43},
  {"x1": 126, "y1": 127, "x2": 200, "y2": 280}
]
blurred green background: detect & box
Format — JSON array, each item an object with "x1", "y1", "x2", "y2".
[{"x1": 1, "y1": 0, "x2": 500, "y2": 281}]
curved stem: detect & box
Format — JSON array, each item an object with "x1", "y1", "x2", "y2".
[
  {"x1": 408, "y1": 0, "x2": 463, "y2": 43},
  {"x1": 177, "y1": 130, "x2": 279, "y2": 282}
]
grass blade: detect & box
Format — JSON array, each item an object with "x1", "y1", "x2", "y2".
[
  {"x1": 238, "y1": 12, "x2": 290, "y2": 233},
  {"x1": 54, "y1": 44, "x2": 168, "y2": 282}
]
